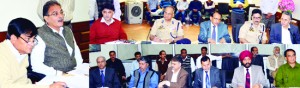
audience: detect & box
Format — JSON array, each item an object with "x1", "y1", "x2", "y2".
[
  {"x1": 106, "y1": 51, "x2": 126, "y2": 87},
  {"x1": 198, "y1": 12, "x2": 231, "y2": 44},
  {"x1": 145, "y1": 0, "x2": 161, "y2": 23},
  {"x1": 90, "y1": 56, "x2": 121, "y2": 88},
  {"x1": 188, "y1": 0, "x2": 203, "y2": 26},
  {"x1": 154, "y1": 50, "x2": 171, "y2": 82},
  {"x1": 231, "y1": 50, "x2": 268, "y2": 88},
  {"x1": 132, "y1": 51, "x2": 142, "y2": 71},
  {"x1": 260, "y1": 0, "x2": 278, "y2": 30},
  {"x1": 266, "y1": 46, "x2": 285, "y2": 79},
  {"x1": 178, "y1": 49, "x2": 196, "y2": 87},
  {"x1": 230, "y1": 0, "x2": 249, "y2": 30},
  {"x1": 160, "y1": 0, "x2": 176, "y2": 9},
  {"x1": 270, "y1": 11, "x2": 300, "y2": 44},
  {"x1": 89, "y1": 4, "x2": 127, "y2": 44},
  {"x1": 175, "y1": 0, "x2": 189, "y2": 24},
  {"x1": 239, "y1": 9, "x2": 267, "y2": 44},
  {"x1": 250, "y1": 46, "x2": 265, "y2": 73},
  {"x1": 196, "y1": 47, "x2": 230, "y2": 69},
  {"x1": 204, "y1": 0, "x2": 215, "y2": 17}
]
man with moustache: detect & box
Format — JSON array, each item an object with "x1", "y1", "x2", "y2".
[
  {"x1": 231, "y1": 50, "x2": 268, "y2": 88},
  {"x1": 31, "y1": 1, "x2": 85, "y2": 76},
  {"x1": 239, "y1": 9, "x2": 267, "y2": 44},
  {"x1": 266, "y1": 46, "x2": 285, "y2": 79},
  {"x1": 250, "y1": 46, "x2": 265, "y2": 73}
]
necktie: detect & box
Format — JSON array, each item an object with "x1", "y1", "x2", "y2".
[
  {"x1": 245, "y1": 69, "x2": 250, "y2": 88},
  {"x1": 101, "y1": 70, "x2": 105, "y2": 87},
  {"x1": 205, "y1": 71, "x2": 211, "y2": 88},
  {"x1": 212, "y1": 26, "x2": 216, "y2": 41}
]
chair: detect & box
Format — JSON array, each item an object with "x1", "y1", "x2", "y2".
[
  {"x1": 221, "y1": 56, "x2": 239, "y2": 83},
  {"x1": 219, "y1": 69, "x2": 227, "y2": 88},
  {"x1": 217, "y1": 3, "x2": 230, "y2": 24},
  {"x1": 232, "y1": 24, "x2": 243, "y2": 43}
]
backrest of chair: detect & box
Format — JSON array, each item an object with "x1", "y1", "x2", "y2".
[
  {"x1": 218, "y1": 3, "x2": 230, "y2": 14},
  {"x1": 232, "y1": 24, "x2": 243, "y2": 43},
  {"x1": 0, "y1": 31, "x2": 7, "y2": 42},
  {"x1": 219, "y1": 69, "x2": 226, "y2": 88}
]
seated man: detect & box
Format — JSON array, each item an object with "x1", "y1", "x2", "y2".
[
  {"x1": 204, "y1": 0, "x2": 215, "y2": 17},
  {"x1": 175, "y1": 0, "x2": 189, "y2": 24},
  {"x1": 129, "y1": 57, "x2": 159, "y2": 88},
  {"x1": 106, "y1": 51, "x2": 126, "y2": 86},
  {"x1": 150, "y1": 6, "x2": 190, "y2": 44},
  {"x1": 275, "y1": 49, "x2": 300, "y2": 87},
  {"x1": 145, "y1": 0, "x2": 160, "y2": 23},
  {"x1": 158, "y1": 56, "x2": 188, "y2": 88},
  {"x1": 266, "y1": 46, "x2": 285, "y2": 79},
  {"x1": 178, "y1": 49, "x2": 196, "y2": 87},
  {"x1": 269, "y1": 11, "x2": 300, "y2": 44},
  {"x1": 239, "y1": 9, "x2": 267, "y2": 44},
  {"x1": 0, "y1": 18, "x2": 65, "y2": 88},
  {"x1": 194, "y1": 56, "x2": 221, "y2": 88},
  {"x1": 31, "y1": 1, "x2": 87, "y2": 76},
  {"x1": 188, "y1": 0, "x2": 202, "y2": 26},
  {"x1": 154, "y1": 50, "x2": 171, "y2": 81},
  {"x1": 131, "y1": 51, "x2": 142, "y2": 71},
  {"x1": 160, "y1": 0, "x2": 176, "y2": 9},
  {"x1": 250, "y1": 46, "x2": 265, "y2": 73},
  {"x1": 231, "y1": 50, "x2": 268, "y2": 88},
  {"x1": 90, "y1": 4, "x2": 127, "y2": 44},
  {"x1": 196, "y1": 47, "x2": 231, "y2": 69},
  {"x1": 90, "y1": 56, "x2": 120, "y2": 88},
  {"x1": 198, "y1": 12, "x2": 231, "y2": 44}
]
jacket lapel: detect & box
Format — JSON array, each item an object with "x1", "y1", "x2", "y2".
[{"x1": 278, "y1": 24, "x2": 282, "y2": 43}]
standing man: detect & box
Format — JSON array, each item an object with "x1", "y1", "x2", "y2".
[
  {"x1": 31, "y1": 1, "x2": 85, "y2": 76},
  {"x1": 231, "y1": 50, "x2": 268, "y2": 88},
  {"x1": 89, "y1": 0, "x2": 122, "y2": 21},
  {"x1": 178, "y1": 49, "x2": 196, "y2": 87},
  {"x1": 269, "y1": 11, "x2": 300, "y2": 44},
  {"x1": 154, "y1": 50, "x2": 171, "y2": 82},
  {"x1": 239, "y1": 9, "x2": 267, "y2": 44},
  {"x1": 193, "y1": 56, "x2": 221, "y2": 88},
  {"x1": 196, "y1": 47, "x2": 231, "y2": 69},
  {"x1": 230, "y1": 0, "x2": 249, "y2": 30},
  {"x1": 106, "y1": 51, "x2": 126, "y2": 87},
  {"x1": 198, "y1": 12, "x2": 231, "y2": 44},
  {"x1": 0, "y1": 18, "x2": 66, "y2": 88},
  {"x1": 275, "y1": 49, "x2": 300, "y2": 87},
  {"x1": 188, "y1": 0, "x2": 202, "y2": 26},
  {"x1": 37, "y1": 0, "x2": 75, "y2": 28},
  {"x1": 266, "y1": 46, "x2": 285, "y2": 79},
  {"x1": 132, "y1": 51, "x2": 142, "y2": 71},
  {"x1": 89, "y1": 56, "x2": 121, "y2": 88},
  {"x1": 260, "y1": 0, "x2": 278, "y2": 30},
  {"x1": 175, "y1": 0, "x2": 189, "y2": 24},
  {"x1": 250, "y1": 46, "x2": 265, "y2": 73},
  {"x1": 129, "y1": 58, "x2": 159, "y2": 88}
]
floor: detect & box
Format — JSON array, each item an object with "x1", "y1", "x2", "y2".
[{"x1": 121, "y1": 20, "x2": 233, "y2": 44}]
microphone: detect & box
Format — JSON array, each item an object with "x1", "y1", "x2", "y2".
[{"x1": 142, "y1": 28, "x2": 152, "y2": 44}]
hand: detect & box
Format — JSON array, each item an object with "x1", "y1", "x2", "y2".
[
  {"x1": 238, "y1": 4, "x2": 243, "y2": 8},
  {"x1": 275, "y1": 68, "x2": 278, "y2": 71},
  {"x1": 160, "y1": 75, "x2": 165, "y2": 81},
  {"x1": 122, "y1": 76, "x2": 126, "y2": 80},
  {"x1": 153, "y1": 37, "x2": 162, "y2": 42},
  {"x1": 193, "y1": 9, "x2": 198, "y2": 12},
  {"x1": 253, "y1": 84, "x2": 261, "y2": 88},
  {"x1": 50, "y1": 82, "x2": 67, "y2": 88},
  {"x1": 208, "y1": 38, "x2": 216, "y2": 44},
  {"x1": 219, "y1": 38, "x2": 226, "y2": 43},
  {"x1": 162, "y1": 39, "x2": 172, "y2": 43}
]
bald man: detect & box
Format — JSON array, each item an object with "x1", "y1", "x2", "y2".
[{"x1": 150, "y1": 6, "x2": 190, "y2": 44}]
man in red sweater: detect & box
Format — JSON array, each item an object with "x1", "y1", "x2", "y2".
[{"x1": 90, "y1": 4, "x2": 127, "y2": 44}]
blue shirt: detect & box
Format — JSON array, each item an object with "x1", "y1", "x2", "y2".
[
  {"x1": 148, "y1": 0, "x2": 160, "y2": 10},
  {"x1": 188, "y1": 1, "x2": 202, "y2": 11},
  {"x1": 128, "y1": 68, "x2": 159, "y2": 88},
  {"x1": 160, "y1": 0, "x2": 176, "y2": 8}
]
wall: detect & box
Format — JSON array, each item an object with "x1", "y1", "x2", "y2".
[{"x1": 0, "y1": 0, "x2": 89, "y2": 32}]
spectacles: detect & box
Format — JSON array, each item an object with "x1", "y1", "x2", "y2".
[
  {"x1": 47, "y1": 10, "x2": 65, "y2": 17},
  {"x1": 19, "y1": 37, "x2": 38, "y2": 46},
  {"x1": 252, "y1": 17, "x2": 261, "y2": 19}
]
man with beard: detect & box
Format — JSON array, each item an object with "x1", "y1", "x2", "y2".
[
  {"x1": 239, "y1": 9, "x2": 267, "y2": 44},
  {"x1": 266, "y1": 46, "x2": 285, "y2": 78},
  {"x1": 231, "y1": 50, "x2": 268, "y2": 88},
  {"x1": 250, "y1": 46, "x2": 265, "y2": 73},
  {"x1": 89, "y1": 4, "x2": 127, "y2": 44}
]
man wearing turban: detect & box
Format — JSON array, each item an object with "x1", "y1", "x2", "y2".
[{"x1": 231, "y1": 50, "x2": 268, "y2": 88}]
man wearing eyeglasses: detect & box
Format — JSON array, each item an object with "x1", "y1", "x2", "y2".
[
  {"x1": 31, "y1": 1, "x2": 85, "y2": 77},
  {"x1": 0, "y1": 18, "x2": 66, "y2": 88},
  {"x1": 37, "y1": 0, "x2": 74, "y2": 28},
  {"x1": 239, "y1": 9, "x2": 267, "y2": 44},
  {"x1": 198, "y1": 12, "x2": 231, "y2": 44}
]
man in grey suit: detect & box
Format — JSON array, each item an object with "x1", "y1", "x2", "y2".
[
  {"x1": 232, "y1": 50, "x2": 268, "y2": 88},
  {"x1": 193, "y1": 56, "x2": 221, "y2": 88},
  {"x1": 198, "y1": 12, "x2": 231, "y2": 44}
]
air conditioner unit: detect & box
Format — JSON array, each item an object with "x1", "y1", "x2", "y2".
[{"x1": 125, "y1": 1, "x2": 143, "y2": 24}]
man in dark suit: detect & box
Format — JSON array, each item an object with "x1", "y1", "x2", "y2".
[
  {"x1": 90, "y1": 56, "x2": 121, "y2": 88},
  {"x1": 198, "y1": 12, "x2": 231, "y2": 44},
  {"x1": 193, "y1": 56, "x2": 221, "y2": 88},
  {"x1": 269, "y1": 11, "x2": 300, "y2": 44}
]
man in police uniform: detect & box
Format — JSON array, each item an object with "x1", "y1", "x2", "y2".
[
  {"x1": 239, "y1": 9, "x2": 267, "y2": 44},
  {"x1": 150, "y1": 6, "x2": 190, "y2": 44}
]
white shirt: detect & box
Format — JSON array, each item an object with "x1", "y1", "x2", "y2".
[
  {"x1": 131, "y1": 60, "x2": 139, "y2": 71},
  {"x1": 204, "y1": 1, "x2": 215, "y2": 10},
  {"x1": 210, "y1": 22, "x2": 219, "y2": 43},
  {"x1": 101, "y1": 18, "x2": 115, "y2": 26},
  {"x1": 196, "y1": 55, "x2": 222, "y2": 69},
  {"x1": 259, "y1": 0, "x2": 278, "y2": 15},
  {"x1": 30, "y1": 26, "x2": 83, "y2": 76},
  {"x1": 89, "y1": 0, "x2": 121, "y2": 21},
  {"x1": 176, "y1": 1, "x2": 189, "y2": 10},
  {"x1": 202, "y1": 70, "x2": 210, "y2": 88},
  {"x1": 99, "y1": 67, "x2": 106, "y2": 77},
  {"x1": 244, "y1": 67, "x2": 252, "y2": 88},
  {"x1": 171, "y1": 68, "x2": 181, "y2": 82},
  {"x1": 281, "y1": 26, "x2": 292, "y2": 44},
  {"x1": 5, "y1": 39, "x2": 26, "y2": 63}
]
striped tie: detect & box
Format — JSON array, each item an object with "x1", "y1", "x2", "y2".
[{"x1": 245, "y1": 69, "x2": 250, "y2": 88}]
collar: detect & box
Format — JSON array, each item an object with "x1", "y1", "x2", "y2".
[
  {"x1": 138, "y1": 67, "x2": 150, "y2": 73},
  {"x1": 158, "y1": 58, "x2": 168, "y2": 61},
  {"x1": 287, "y1": 63, "x2": 300, "y2": 69},
  {"x1": 5, "y1": 39, "x2": 26, "y2": 61},
  {"x1": 99, "y1": 67, "x2": 106, "y2": 72},
  {"x1": 210, "y1": 22, "x2": 217, "y2": 27},
  {"x1": 172, "y1": 68, "x2": 181, "y2": 73},
  {"x1": 101, "y1": 18, "x2": 115, "y2": 25},
  {"x1": 161, "y1": 18, "x2": 175, "y2": 24},
  {"x1": 48, "y1": 25, "x2": 64, "y2": 34},
  {"x1": 281, "y1": 25, "x2": 291, "y2": 29}
]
